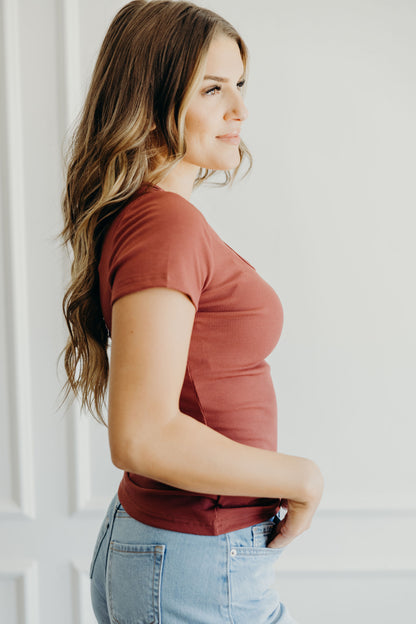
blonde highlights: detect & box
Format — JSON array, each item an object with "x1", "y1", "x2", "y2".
[{"x1": 61, "y1": 0, "x2": 252, "y2": 423}]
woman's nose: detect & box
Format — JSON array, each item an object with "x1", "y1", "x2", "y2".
[{"x1": 224, "y1": 92, "x2": 248, "y2": 122}]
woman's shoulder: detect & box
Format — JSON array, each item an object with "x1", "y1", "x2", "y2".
[
  {"x1": 104, "y1": 185, "x2": 214, "y2": 256},
  {"x1": 99, "y1": 185, "x2": 216, "y2": 309},
  {"x1": 116, "y1": 185, "x2": 208, "y2": 233}
]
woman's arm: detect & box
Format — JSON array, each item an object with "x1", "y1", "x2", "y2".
[{"x1": 108, "y1": 287, "x2": 323, "y2": 546}]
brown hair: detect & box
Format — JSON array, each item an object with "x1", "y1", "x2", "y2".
[{"x1": 60, "y1": 0, "x2": 252, "y2": 424}]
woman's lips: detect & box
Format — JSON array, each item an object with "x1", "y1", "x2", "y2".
[{"x1": 216, "y1": 133, "x2": 241, "y2": 145}]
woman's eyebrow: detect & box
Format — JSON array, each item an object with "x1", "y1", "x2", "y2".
[{"x1": 203, "y1": 74, "x2": 245, "y2": 82}]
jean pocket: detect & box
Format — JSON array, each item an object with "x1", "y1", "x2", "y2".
[
  {"x1": 229, "y1": 544, "x2": 284, "y2": 622},
  {"x1": 89, "y1": 515, "x2": 110, "y2": 580},
  {"x1": 107, "y1": 541, "x2": 165, "y2": 624},
  {"x1": 252, "y1": 519, "x2": 284, "y2": 549}
]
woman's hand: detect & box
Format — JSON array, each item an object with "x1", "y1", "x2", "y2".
[{"x1": 267, "y1": 465, "x2": 324, "y2": 549}]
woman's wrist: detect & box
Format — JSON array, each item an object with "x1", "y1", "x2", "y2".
[
  {"x1": 296, "y1": 458, "x2": 324, "y2": 505},
  {"x1": 274, "y1": 454, "x2": 324, "y2": 505}
]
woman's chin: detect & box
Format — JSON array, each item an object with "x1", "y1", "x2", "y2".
[{"x1": 208, "y1": 156, "x2": 241, "y2": 172}]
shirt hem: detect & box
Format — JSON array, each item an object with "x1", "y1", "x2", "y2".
[{"x1": 118, "y1": 480, "x2": 281, "y2": 537}]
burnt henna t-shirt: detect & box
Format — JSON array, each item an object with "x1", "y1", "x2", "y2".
[{"x1": 98, "y1": 185, "x2": 284, "y2": 535}]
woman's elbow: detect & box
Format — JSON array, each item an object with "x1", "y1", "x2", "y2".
[
  {"x1": 108, "y1": 406, "x2": 180, "y2": 474},
  {"x1": 109, "y1": 425, "x2": 164, "y2": 475},
  {"x1": 109, "y1": 434, "x2": 145, "y2": 472},
  {"x1": 110, "y1": 446, "x2": 129, "y2": 471}
]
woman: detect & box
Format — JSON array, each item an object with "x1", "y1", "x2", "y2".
[{"x1": 61, "y1": 1, "x2": 324, "y2": 622}]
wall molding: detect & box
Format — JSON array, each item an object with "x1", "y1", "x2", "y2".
[
  {"x1": 69, "y1": 403, "x2": 114, "y2": 514},
  {"x1": 69, "y1": 405, "x2": 96, "y2": 513},
  {"x1": 0, "y1": 0, "x2": 35, "y2": 519},
  {"x1": 277, "y1": 564, "x2": 416, "y2": 575},
  {"x1": 317, "y1": 502, "x2": 416, "y2": 515},
  {"x1": 0, "y1": 560, "x2": 39, "y2": 624},
  {"x1": 71, "y1": 560, "x2": 95, "y2": 624},
  {"x1": 277, "y1": 547, "x2": 416, "y2": 573},
  {"x1": 59, "y1": 0, "x2": 82, "y2": 135}
]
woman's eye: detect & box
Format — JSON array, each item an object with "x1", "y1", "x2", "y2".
[
  {"x1": 204, "y1": 80, "x2": 246, "y2": 96},
  {"x1": 205, "y1": 85, "x2": 221, "y2": 95}
]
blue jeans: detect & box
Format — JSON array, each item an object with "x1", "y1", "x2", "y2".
[{"x1": 90, "y1": 493, "x2": 297, "y2": 623}]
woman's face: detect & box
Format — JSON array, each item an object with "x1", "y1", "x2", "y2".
[{"x1": 183, "y1": 36, "x2": 248, "y2": 172}]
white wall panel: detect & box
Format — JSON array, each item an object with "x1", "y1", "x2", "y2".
[
  {"x1": 59, "y1": 0, "x2": 82, "y2": 131},
  {"x1": 0, "y1": 561, "x2": 39, "y2": 624},
  {"x1": 71, "y1": 561, "x2": 96, "y2": 624},
  {"x1": 69, "y1": 404, "x2": 121, "y2": 514},
  {"x1": 276, "y1": 571, "x2": 416, "y2": 624},
  {"x1": 0, "y1": 0, "x2": 35, "y2": 519},
  {"x1": 60, "y1": 0, "x2": 127, "y2": 130},
  {"x1": 0, "y1": 577, "x2": 20, "y2": 624}
]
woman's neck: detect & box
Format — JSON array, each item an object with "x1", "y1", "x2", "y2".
[{"x1": 156, "y1": 160, "x2": 199, "y2": 201}]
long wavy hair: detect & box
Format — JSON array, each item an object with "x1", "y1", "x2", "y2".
[{"x1": 61, "y1": 0, "x2": 252, "y2": 424}]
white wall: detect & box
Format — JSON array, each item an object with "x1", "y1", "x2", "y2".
[{"x1": 0, "y1": 0, "x2": 415, "y2": 622}]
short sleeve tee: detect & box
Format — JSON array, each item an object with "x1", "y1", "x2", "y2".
[{"x1": 98, "y1": 185, "x2": 284, "y2": 535}]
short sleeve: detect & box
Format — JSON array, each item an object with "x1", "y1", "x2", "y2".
[{"x1": 105, "y1": 190, "x2": 214, "y2": 311}]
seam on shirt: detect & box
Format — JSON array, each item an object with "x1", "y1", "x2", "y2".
[
  {"x1": 186, "y1": 362, "x2": 223, "y2": 522},
  {"x1": 186, "y1": 362, "x2": 208, "y2": 426},
  {"x1": 112, "y1": 275, "x2": 197, "y2": 308}
]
